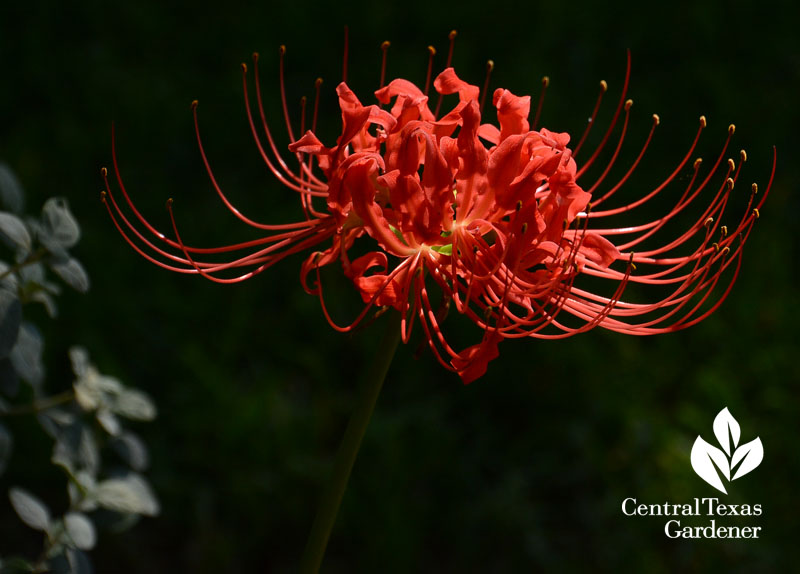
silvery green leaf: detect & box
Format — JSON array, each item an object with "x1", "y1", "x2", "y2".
[
  {"x1": 0, "y1": 164, "x2": 25, "y2": 214},
  {"x1": 94, "y1": 474, "x2": 159, "y2": 516},
  {"x1": 68, "y1": 471, "x2": 97, "y2": 511},
  {"x1": 73, "y1": 379, "x2": 101, "y2": 412},
  {"x1": 0, "y1": 423, "x2": 12, "y2": 476},
  {"x1": 111, "y1": 388, "x2": 156, "y2": 421},
  {"x1": 28, "y1": 290, "x2": 58, "y2": 318},
  {"x1": 63, "y1": 513, "x2": 96, "y2": 551},
  {"x1": 111, "y1": 432, "x2": 149, "y2": 471},
  {"x1": 96, "y1": 408, "x2": 121, "y2": 436},
  {"x1": 0, "y1": 262, "x2": 18, "y2": 292},
  {"x1": 68, "y1": 348, "x2": 90, "y2": 379},
  {"x1": 0, "y1": 213, "x2": 31, "y2": 254},
  {"x1": 40, "y1": 198, "x2": 80, "y2": 250},
  {"x1": 37, "y1": 408, "x2": 76, "y2": 439},
  {"x1": 0, "y1": 290, "x2": 22, "y2": 360},
  {"x1": 52, "y1": 423, "x2": 99, "y2": 476},
  {"x1": 49, "y1": 258, "x2": 89, "y2": 294},
  {"x1": 9, "y1": 487, "x2": 51, "y2": 531},
  {"x1": 9, "y1": 322, "x2": 43, "y2": 388},
  {"x1": 713, "y1": 407, "x2": 741, "y2": 456},
  {"x1": 731, "y1": 437, "x2": 764, "y2": 480}
]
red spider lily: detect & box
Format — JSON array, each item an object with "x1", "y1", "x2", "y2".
[{"x1": 102, "y1": 32, "x2": 774, "y2": 383}]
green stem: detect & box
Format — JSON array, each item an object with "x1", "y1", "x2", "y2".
[
  {"x1": 0, "y1": 247, "x2": 47, "y2": 282},
  {"x1": 0, "y1": 390, "x2": 75, "y2": 417},
  {"x1": 300, "y1": 311, "x2": 401, "y2": 574}
]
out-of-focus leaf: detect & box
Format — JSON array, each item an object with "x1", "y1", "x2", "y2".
[
  {"x1": 9, "y1": 322, "x2": 43, "y2": 387},
  {"x1": 0, "y1": 290, "x2": 22, "y2": 360},
  {"x1": 36, "y1": 408, "x2": 77, "y2": 439},
  {"x1": 39, "y1": 198, "x2": 79, "y2": 252},
  {"x1": 111, "y1": 388, "x2": 156, "y2": 421},
  {"x1": 28, "y1": 290, "x2": 58, "y2": 317},
  {"x1": 0, "y1": 164, "x2": 24, "y2": 214},
  {"x1": 64, "y1": 513, "x2": 96, "y2": 551},
  {"x1": 93, "y1": 474, "x2": 159, "y2": 516},
  {"x1": 8, "y1": 487, "x2": 50, "y2": 531},
  {"x1": 49, "y1": 258, "x2": 89, "y2": 293},
  {"x1": 111, "y1": 432, "x2": 149, "y2": 471},
  {"x1": 68, "y1": 471, "x2": 97, "y2": 511},
  {"x1": 0, "y1": 213, "x2": 31, "y2": 253},
  {"x1": 52, "y1": 423, "x2": 99, "y2": 476},
  {"x1": 0, "y1": 423, "x2": 12, "y2": 476},
  {"x1": 68, "y1": 347, "x2": 90, "y2": 379},
  {"x1": 96, "y1": 408, "x2": 121, "y2": 436}
]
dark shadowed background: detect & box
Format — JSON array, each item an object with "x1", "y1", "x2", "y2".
[{"x1": 1, "y1": 0, "x2": 798, "y2": 571}]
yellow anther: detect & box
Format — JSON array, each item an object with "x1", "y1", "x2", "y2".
[
  {"x1": 252, "y1": 52, "x2": 259, "y2": 62},
  {"x1": 721, "y1": 246, "x2": 730, "y2": 257},
  {"x1": 315, "y1": 77, "x2": 323, "y2": 88},
  {"x1": 427, "y1": 45, "x2": 436, "y2": 56},
  {"x1": 191, "y1": 100, "x2": 198, "y2": 110},
  {"x1": 728, "y1": 124, "x2": 736, "y2": 135},
  {"x1": 727, "y1": 158, "x2": 735, "y2": 171},
  {"x1": 279, "y1": 45, "x2": 286, "y2": 55},
  {"x1": 486, "y1": 60, "x2": 495, "y2": 72},
  {"x1": 712, "y1": 242, "x2": 719, "y2": 253},
  {"x1": 720, "y1": 225, "x2": 728, "y2": 238},
  {"x1": 101, "y1": 167, "x2": 108, "y2": 176},
  {"x1": 600, "y1": 80, "x2": 608, "y2": 92},
  {"x1": 652, "y1": 113, "x2": 660, "y2": 125},
  {"x1": 624, "y1": 99, "x2": 633, "y2": 111},
  {"x1": 726, "y1": 177, "x2": 734, "y2": 190},
  {"x1": 521, "y1": 222, "x2": 528, "y2": 234},
  {"x1": 166, "y1": 198, "x2": 174, "y2": 207},
  {"x1": 516, "y1": 200, "x2": 523, "y2": 212},
  {"x1": 241, "y1": 62, "x2": 247, "y2": 73},
  {"x1": 100, "y1": 190, "x2": 107, "y2": 200},
  {"x1": 704, "y1": 217, "x2": 714, "y2": 227},
  {"x1": 381, "y1": 40, "x2": 390, "y2": 50},
  {"x1": 752, "y1": 208, "x2": 760, "y2": 219},
  {"x1": 699, "y1": 116, "x2": 707, "y2": 128},
  {"x1": 449, "y1": 30, "x2": 458, "y2": 40},
  {"x1": 740, "y1": 149, "x2": 747, "y2": 162},
  {"x1": 751, "y1": 183, "x2": 758, "y2": 195},
  {"x1": 542, "y1": 76, "x2": 549, "y2": 87},
  {"x1": 694, "y1": 158, "x2": 703, "y2": 170}
]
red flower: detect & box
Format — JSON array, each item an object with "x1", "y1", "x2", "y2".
[{"x1": 102, "y1": 34, "x2": 774, "y2": 384}]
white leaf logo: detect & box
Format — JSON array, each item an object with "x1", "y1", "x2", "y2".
[{"x1": 690, "y1": 407, "x2": 763, "y2": 494}]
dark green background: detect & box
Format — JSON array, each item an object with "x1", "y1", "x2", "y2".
[{"x1": 1, "y1": 0, "x2": 797, "y2": 571}]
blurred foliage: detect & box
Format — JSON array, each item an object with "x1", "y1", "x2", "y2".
[
  {"x1": 0, "y1": 0, "x2": 798, "y2": 572},
  {"x1": 0, "y1": 168, "x2": 159, "y2": 573}
]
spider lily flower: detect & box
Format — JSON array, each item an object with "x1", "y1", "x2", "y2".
[{"x1": 102, "y1": 34, "x2": 774, "y2": 383}]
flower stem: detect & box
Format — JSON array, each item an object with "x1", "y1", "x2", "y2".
[
  {"x1": 0, "y1": 390, "x2": 75, "y2": 417},
  {"x1": 300, "y1": 311, "x2": 401, "y2": 573}
]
